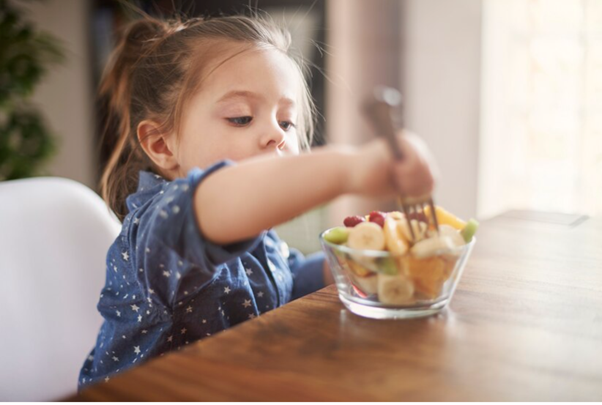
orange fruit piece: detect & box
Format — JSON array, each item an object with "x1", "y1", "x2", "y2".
[
  {"x1": 424, "y1": 205, "x2": 467, "y2": 231},
  {"x1": 404, "y1": 255, "x2": 456, "y2": 299}
]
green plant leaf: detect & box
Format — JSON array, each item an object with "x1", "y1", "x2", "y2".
[{"x1": 0, "y1": 0, "x2": 64, "y2": 180}]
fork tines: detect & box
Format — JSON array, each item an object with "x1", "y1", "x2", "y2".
[
  {"x1": 362, "y1": 86, "x2": 440, "y2": 244},
  {"x1": 397, "y1": 196, "x2": 440, "y2": 243}
]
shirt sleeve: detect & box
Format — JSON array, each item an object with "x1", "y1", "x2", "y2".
[
  {"x1": 133, "y1": 160, "x2": 263, "y2": 305},
  {"x1": 288, "y1": 249, "x2": 326, "y2": 300}
]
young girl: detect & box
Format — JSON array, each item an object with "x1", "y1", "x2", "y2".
[{"x1": 79, "y1": 13, "x2": 436, "y2": 389}]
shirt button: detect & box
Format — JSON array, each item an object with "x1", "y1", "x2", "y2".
[
  {"x1": 279, "y1": 241, "x2": 290, "y2": 259},
  {"x1": 267, "y1": 260, "x2": 277, "y2": 272}
]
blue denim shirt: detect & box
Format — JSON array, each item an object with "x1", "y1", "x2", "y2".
[{"x1": 78, "y1": 160, "x2": 325, "y2": 389}]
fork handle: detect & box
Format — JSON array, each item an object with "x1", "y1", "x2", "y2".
[{"x1": 362, "y1": 87, "x2": 404, "y2": 161}]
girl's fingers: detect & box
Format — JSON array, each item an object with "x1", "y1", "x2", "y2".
[
  {"x1": 393, "y1": 131, "x2": 436, "y2": 197},
  {"x1": 393, "y1": 161, "x2": 434, "y2": 197}
]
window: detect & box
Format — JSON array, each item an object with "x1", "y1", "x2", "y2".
[{"x1": 479, "y1": 0, "x2": 602, "y2": 218}]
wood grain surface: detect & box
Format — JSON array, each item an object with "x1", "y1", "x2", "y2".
[{"x1": 69, "y1": 211, "x2": 602, "y2": 401}]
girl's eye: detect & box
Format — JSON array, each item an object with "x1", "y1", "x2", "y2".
[
  {"x1": 227, "y1": 116, "x2": 253, "y2": 126},
  {"x1": 279, "y1": 121, "x2": 296, "y2": 131}
]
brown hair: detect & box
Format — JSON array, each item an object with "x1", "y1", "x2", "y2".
[{"x1": 99, "y1": 13, "x2": 316, "y2": 221}]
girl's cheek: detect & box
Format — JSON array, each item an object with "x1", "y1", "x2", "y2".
[{"x1": 284, "y1": 135, "x2": 300, "y2": 155}]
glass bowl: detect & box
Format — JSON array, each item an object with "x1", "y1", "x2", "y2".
[{"x1": 320, "y1": 229, "x2": 476, "y2": 319}]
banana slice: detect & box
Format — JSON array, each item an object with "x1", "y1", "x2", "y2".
[
  {"x1": 383, "y1": 217, "x2": 409, "y2": 255},
  {"x1": 399, "y1": 219, "x2": 428, "y2": 243},
  {"x1": 410, "y1": 235, "x2": 456, "y2": 258},
  {"x1": 347, "y1": 221, "x2": 386, "y2": 251},
  {"x1": 377, "y1": 273, "x2": 414, "y2": 305},
  {"x1": 351, "y1": 273, "x2": 378, "y2": 295},
  {"x1": 437, "y1": 224, "x2": 466, "y2": 247}
]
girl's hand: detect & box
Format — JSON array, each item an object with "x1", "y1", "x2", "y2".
[{"x1": 348, "y1": 130, "x2": 438, "y2": 198}]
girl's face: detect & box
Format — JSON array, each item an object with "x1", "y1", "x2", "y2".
[{"x1": 173, "y1": 46, "x2": 302, "y2": 177}]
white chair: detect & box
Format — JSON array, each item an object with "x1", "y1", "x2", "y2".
[{"x1": 0, "y1": 177, "x2": 121, "y2": 401}]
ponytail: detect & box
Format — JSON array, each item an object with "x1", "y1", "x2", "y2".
[{"x1": 99, "y1": 18, "x2": 167, "y2": 221}]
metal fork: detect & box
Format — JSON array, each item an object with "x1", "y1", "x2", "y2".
[{"x1": 362, "y1": 86, "x2": 439, "y2": 243}]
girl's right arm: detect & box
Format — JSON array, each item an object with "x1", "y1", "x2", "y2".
[{"x1": 195, "y1": 133, "x2": 435, "y2": 245}]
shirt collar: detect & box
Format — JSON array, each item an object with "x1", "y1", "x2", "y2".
[{"x1": 126, "y1": 171, "x2": 168, "y2": 212}]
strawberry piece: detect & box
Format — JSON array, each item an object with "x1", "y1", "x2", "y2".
[
  {"x1": 343, "y1": 215, "x2": 366, "y2": 228},
  {"x1": 368, "y1": 211, "x2": 386, "y2": 228}
]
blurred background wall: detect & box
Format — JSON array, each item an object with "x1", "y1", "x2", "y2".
[
  {"x1": 14, "y1": 0, "x2": 602, "y2": 253},
  {"x1": 21, "y1": 0, "x2": 96, "y2": 189},
  {"x1": 400, "y1": 0, "x2": 481, "y2": 220}
]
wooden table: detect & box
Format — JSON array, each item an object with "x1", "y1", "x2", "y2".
[{"x1": 71, "y1": 211, "x2": 602, "y2": 401}]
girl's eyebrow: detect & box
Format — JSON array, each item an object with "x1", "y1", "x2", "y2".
[{"x1": 216, "y1": 90, "x2": 295, "y2": 107}]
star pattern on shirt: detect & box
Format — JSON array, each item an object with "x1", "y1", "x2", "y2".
[{"x1": 81, "y1": 171, "x2": 318, "y2": 390}]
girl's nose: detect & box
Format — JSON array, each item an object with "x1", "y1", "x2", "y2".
[{"x1": 259, "y1": 122, "x2": 286, "y2": 151}]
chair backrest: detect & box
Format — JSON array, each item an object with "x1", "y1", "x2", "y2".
[{"x1": 0, "y1": 177, "x2": 121, "y2": 401}]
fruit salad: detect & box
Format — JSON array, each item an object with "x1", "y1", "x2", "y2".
[{"x1": 321, "y1": 206, "x2": 478, "y2": 306}]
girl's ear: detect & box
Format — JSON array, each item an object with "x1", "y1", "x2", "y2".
[{"x1": 137, "y1": 120, "x2": 179, "y2": 172}]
